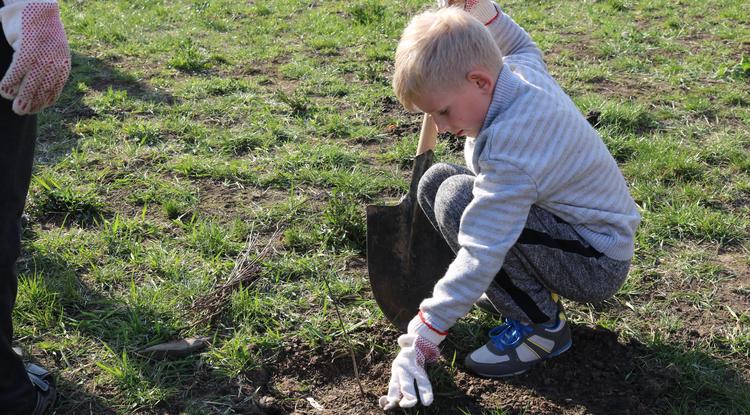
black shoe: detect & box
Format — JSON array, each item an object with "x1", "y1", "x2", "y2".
[{"x1": 25, "y1": 363, "x2": 56, "y2": 415}]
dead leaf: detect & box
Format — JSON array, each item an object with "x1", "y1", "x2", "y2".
[
  {"x1": 306, "y1": 397, "x2": 324, "y2": 411},
  {"x1": 139, "y1": 336, "x2": 211, "y2": 359}
]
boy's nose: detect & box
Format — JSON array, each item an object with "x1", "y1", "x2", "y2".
[{"x1": 434, "y1": 119, "x2": 449, "y2": 134}]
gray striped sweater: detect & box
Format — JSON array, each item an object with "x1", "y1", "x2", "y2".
[{"x1": 417, "y1": 6, "x2": 641, "y2": 334}]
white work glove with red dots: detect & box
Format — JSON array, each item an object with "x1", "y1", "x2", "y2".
[
  {"x1": 436, "y1": 0, "x2": 500, "y2": 25},
  {"x1": 0, "y1": 0, "x2": 70, "y2": 115},
  {"x1": 379, "y1": 312, "x2": 446, "y2": 411}
]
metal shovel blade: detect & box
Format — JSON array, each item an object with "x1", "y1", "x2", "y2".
[{"x1": 366, "y1": 150, "x2": 456, "y2": 331}]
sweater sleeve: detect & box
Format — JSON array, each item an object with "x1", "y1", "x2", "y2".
[
  {"x1": 485, "y1": 3, "x2": 546, "y2": 70},
  {"x1": 414, "y1": 155, "x2": 538, "y2": 334}
]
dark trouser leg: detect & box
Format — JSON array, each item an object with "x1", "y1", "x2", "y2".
[
  {"x1": 0, "y1": 23, "x2": 38, "y2": 415},
  {"x1": 417, "y1": 163, "x2": 631, "y2": 324}
]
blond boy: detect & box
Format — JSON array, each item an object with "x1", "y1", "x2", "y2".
[{"x1": 380, "y1": 1, "x2": 640, "y2": 410}]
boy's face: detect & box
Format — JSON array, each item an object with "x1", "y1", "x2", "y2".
[{"x1": 413, "y1": 70, "x2": 495, "y2": 138}]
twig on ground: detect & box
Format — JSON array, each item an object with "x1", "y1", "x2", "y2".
[
  {"x1": 320, "y1": 270, "x2": 367, "y2": 399},
  {"x1": 184, "y1": 228, "x2": 282, "y2": 328}
]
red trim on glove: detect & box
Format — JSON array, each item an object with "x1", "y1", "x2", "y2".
[
  {"x1": 419, "y1": 311, "x2": 448, "y2": 336},
  {"x1": 484, "y1": 7, "x2": 500, "y2": 26}
]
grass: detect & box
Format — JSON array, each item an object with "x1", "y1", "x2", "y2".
[{"x1": 14, "y1": 0, "x2": 750, "y2": 413}]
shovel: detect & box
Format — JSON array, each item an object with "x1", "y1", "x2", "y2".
[{"x1": 367, "y1": 114, "x2": 456, "y2": 331}]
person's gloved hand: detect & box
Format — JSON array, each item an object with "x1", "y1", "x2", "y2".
[
  {"x1": 0, "y1": 0, "x2": 70, "y2": 115},
  {"x1": 436, "y1": 0, "x2": 499, "y2": 25},
  {"x1": 379, "y1": 333, "x2": 440, "y2": 410},
  {"x1": 380, "y1": 312, "x2": 448, "y2": 410}
]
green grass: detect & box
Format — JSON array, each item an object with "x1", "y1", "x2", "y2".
[{"x1": 15, "y1": 0, "x2": 750, "y2": 413}]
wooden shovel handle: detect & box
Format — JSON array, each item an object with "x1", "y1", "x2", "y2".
[{"x1": 415, "y1": 113, "x2": 438, "y2": 156}]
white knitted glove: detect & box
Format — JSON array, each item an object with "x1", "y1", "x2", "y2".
[
  {"x1": 379, "y1": 312, "x2": 448, "y2": 410},
  {"x1": 379, "y1": 333, "x2": 441, "y2": 410},
  {"x1": 436, "y1": 0, "x2": 499, "y2": 25},
  {"x1": 0, "y1": 0, "x2": 70, "y2": 115}
]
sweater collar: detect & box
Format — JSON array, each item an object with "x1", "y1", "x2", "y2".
[{"x1": 480, "y1": 63, "x2": 522, "y2": 133}]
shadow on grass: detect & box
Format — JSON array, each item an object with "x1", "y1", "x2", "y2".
[
  {"x1": 36, "y1": 51, "x2": 178, "y2": 165},
  {"x1": 16, "y1": 244, "x2": 267, "y2": 414},
  {"x1": 52, "y1": 377, "x2": 118, "y2": 415},
  {"x1": 437, "y1": 324, "x2": 750, "y2": 414}
]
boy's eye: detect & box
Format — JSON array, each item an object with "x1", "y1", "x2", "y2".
[{"x1": 439, "y1": 109, "x2": 449, "y2": 116}]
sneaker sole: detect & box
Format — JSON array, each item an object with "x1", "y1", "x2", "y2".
[{"x1": 471, "y1": 339, "x2": 573, "y2": 378}]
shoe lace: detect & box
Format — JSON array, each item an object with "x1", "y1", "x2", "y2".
[{"x1": 488, "y1": 318, "x2": 533, "y2": 351}]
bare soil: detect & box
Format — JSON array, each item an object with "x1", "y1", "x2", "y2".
[
  {"x1": 248, "y1": 324, "x2": 677, "y2": 414},
  {"x1": 201, "y1": 253, "x2": 749, "y2": 415}
]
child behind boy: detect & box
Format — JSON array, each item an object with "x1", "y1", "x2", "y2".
[{"x1": 380, "y1": 0, "x2": 640, "y2": 410}]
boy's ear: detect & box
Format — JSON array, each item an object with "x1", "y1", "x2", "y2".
[{"x1": 467, "y1": 70, "x2": 494, "y2": 93}]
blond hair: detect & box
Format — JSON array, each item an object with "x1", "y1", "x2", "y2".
[{"x1": 393, "y1": 7, "x2": 502, "y2": 112}]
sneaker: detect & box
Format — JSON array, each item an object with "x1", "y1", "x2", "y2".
[
  {"x1": 26, "y1": 363, "x2": 57, "y2": 415},
  {"x1": 464, "y1": 310, "x2": 572, "y2": 377}
]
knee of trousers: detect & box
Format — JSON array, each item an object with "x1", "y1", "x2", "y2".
[
  {"x1": 434, "y1": 175, "x2": 473, "y2": 234},
  {"x1": 417, "y1": 163, "x2": 456, "y2": 208},
  {"x1": 434, "y1": 175, "x2": 472, "y2": 218}
]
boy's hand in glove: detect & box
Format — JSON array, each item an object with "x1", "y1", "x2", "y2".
[
  {"x1": 379, "y1": 312, "x2": 446, "y2": 410},
  {"x1": 436, "y1": 0, "x2": 499, "y2": 25},
  {"x1": 0, "y1": 0, "x2": 70, "y2": 115}
]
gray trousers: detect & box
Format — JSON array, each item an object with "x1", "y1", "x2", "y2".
[{"x1": 417, "y1": 163, "x2": 630, "y2": 324}]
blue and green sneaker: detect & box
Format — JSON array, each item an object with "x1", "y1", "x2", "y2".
[{"x1": 464, "y1": 310, "x2": 572, "y2": 377}]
